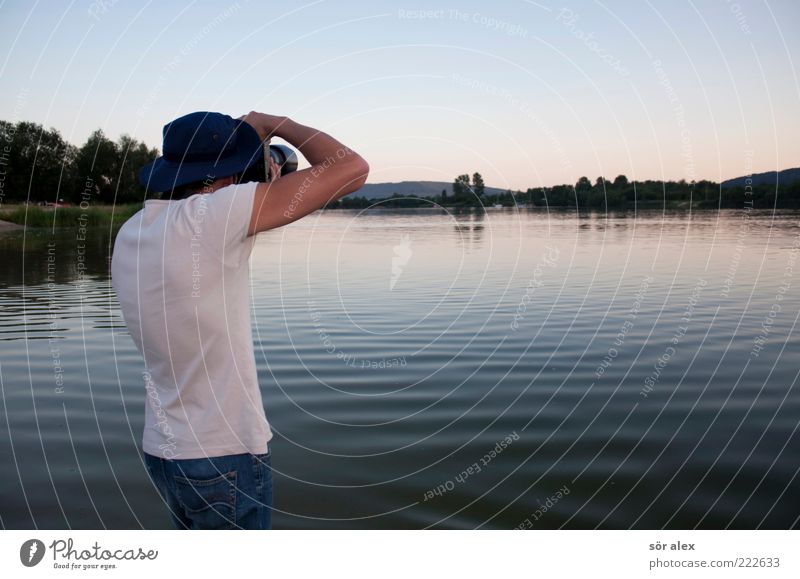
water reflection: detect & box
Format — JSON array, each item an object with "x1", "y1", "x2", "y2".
[
  {"x1": 1, "y1": 209, "x2": 799, "y2": 529},
  {"x1": 452, "y1": 210, "x2": 485, "y2": 246}
]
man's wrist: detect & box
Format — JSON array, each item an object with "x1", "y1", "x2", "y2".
[
  {"x1": 271, "y1": 116, "x2": 294, "y2": 139},
  {"x1": 239, "y1": 112, "x2": 290, "y2": 141}
]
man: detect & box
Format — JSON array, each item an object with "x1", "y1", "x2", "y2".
[{"x1": 111, "y1": 111, "x2": 369, "y2": 529}]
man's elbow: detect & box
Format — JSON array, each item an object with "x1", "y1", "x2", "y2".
[
  {"x1": 337, "y1": 157, "x2": 369, "y2": 199},
  {"x1": 352, "y1": 157, "x2": 369, "y2": 190}
]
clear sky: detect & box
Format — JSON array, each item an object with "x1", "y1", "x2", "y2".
[{"x1": 1, "y1": 0, "x2": 798, "y2": 190}]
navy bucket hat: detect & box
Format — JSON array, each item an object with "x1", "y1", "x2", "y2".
[{"x1": 138, "y1": 111, "x2": 263, "y2": 192}]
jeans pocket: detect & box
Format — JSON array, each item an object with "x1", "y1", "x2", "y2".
[{"x1": 173, "y1": 470, "x2": 238, "y2": 529}]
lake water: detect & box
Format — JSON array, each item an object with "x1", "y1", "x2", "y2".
[{"x1": 1, "y1": 207, "x2": 798, "y2": 529}]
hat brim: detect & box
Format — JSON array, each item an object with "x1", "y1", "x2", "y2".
[{"x1": 138, "y1": 120, "x2": 264, "y2": 193}]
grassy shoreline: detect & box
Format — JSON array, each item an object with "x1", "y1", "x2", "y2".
[
  {"x1": 0, "y1": 204, "x2": 142, "y2": 228},
  {"x1": 1, "y1": 201, "x2": 797, "y2": 231}
]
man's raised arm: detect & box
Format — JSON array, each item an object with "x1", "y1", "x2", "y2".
[{"x1": 240, "y1": 112, "x2": 369, "y2": 235}]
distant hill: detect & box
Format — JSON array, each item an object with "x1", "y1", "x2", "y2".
[
  {"x1": 356, "y1": 180, "x2": 511, "y2": 199},
  {"x1": 356, "y1": 170, "x2": 800, "y2": 200},
  {"x1": 721, "y1": 167, "x2": 800, "y2": 188}
]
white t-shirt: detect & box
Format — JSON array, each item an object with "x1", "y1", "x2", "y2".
[{"x1": 111, "y1": 181, "x2": 272, "y2": 459}]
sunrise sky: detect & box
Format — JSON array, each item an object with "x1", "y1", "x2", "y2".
[{"x1": 1, "y1": 0, "x2": 798, "y2": 190}]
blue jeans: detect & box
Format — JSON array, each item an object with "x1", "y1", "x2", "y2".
[{"x1": 144, "y1": 445, "x2": 273, "y2": 529}]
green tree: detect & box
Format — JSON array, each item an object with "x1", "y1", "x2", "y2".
[
  {"x1": 75, "y1": 129, "x2": 118, "y2": 204},
  {"x1": 115, "y1": 134, "x2": 158, "y2": 204},
  {"x1": 574, "y1": 176, "x2": 591, "y2": 207},
  {"x1": 472, "y1": 172, "x2": 485, "y2": 197},
  {"x1": 2, "y1": 121, "x2": 41, "y2": 202},
  {"x1": 0, "y1": 121, "x2": 77, "y2": 204},
  {"x1": 452, "y1": 174, "x2": 472, "y2": 202},
  {"x1": 589, "y1": 176, "x2": 607, "y2": 208},
  {"x1": 37, "y1": 127, "x2": 78, "y2": 203}
]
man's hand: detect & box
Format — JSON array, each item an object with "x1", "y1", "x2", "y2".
[
  {"x1": 266, "y1": 142, "x2": 281, "y2": 182},
  {"x1": 238, "y1": 111, "x2": 288, "y2": 141},
  {"x1": 246, "y1": 116, "x2": 369, "y2": 236}
]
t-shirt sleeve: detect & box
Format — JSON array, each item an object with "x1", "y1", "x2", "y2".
[{"x1": 184, "y1": 181, "x2": 256, "y2": 267}]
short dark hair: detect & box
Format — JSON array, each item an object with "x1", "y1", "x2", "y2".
[
  {"x1": 162, "y1": 172, "x2": 242, "y2": 200},
  {"x1": 166, "y1": 179, "x2": 213, "y2": 200}
]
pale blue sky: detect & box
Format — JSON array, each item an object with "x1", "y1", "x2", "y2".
[{"x1": 1, "y1": 0, "x2": 798, "y2": 189}]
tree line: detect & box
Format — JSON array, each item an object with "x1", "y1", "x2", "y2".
[
  {"x1": 331, "y1": 172, "x2": 800, "y2": 209},
  {"x1": 2, "y1": 119, "x2": 798, "y2": 210},
  {"x1": 0, "y1": 120, "x2": 158, "y2": 205},
  {"x1": 518, "y1": 174, "x2": 800, "y2": 209}
]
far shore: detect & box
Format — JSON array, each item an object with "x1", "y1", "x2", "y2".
[
  {"x1": 0, "y1": 204, "x2": 141, "y2": 229},
  {"x1": 1, "y1": 202, "x2": 798, "y2": 233}
]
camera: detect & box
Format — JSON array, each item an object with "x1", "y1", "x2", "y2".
[
  {"x1": 267, "y1": 144, "x2": 299, "y2": 177},
  {"x1": 240, "y1": 142, "x2": 298, "y2": 183}
]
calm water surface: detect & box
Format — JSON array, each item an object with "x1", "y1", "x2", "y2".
[{"x1": 1, "y1": 208, "x2": 798, "y2": 529}]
